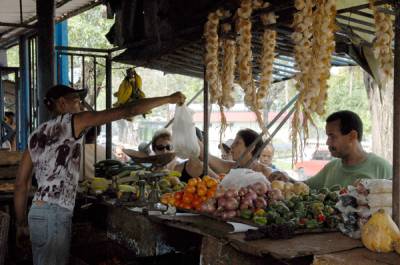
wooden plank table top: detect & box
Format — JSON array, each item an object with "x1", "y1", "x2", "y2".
[
  {"x1": 312, "y1": 248, "x2": 400, "y2": 265},
  {"x1": 150, "y1": 213, "x2": 364, "y2": 260},
  {"x1": 227, "y1": 232, "x2": 363, "y2": 260}
]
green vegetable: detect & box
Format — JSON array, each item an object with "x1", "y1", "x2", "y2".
[
  {"x1": 325, "y1": 192, "x2": 339, "y2": 202},
  {"x1": 254, "y1": 209, "x2": 267, "y2": 217},
  {"x1": 305, "y1": 219, "x2": 319, "y2": 229},
  {"x1": 329, "y1": 184, "x2": 341, "y2": 192},
  {"x1": 319, "y1": 188, "x2": 330, "y2": 195},
  {"x1": 240, "y1": 209, "x2": 253, "y2": 220},
  {"x1": 253, "y1": 216, "x2": 267, "y2": 225}
]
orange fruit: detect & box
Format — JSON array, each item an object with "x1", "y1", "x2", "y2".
[
  {"x1": 206, "y1": 189, "x2": 215, "y2": 198},
  {"x1": 174, "y1": 191, "x2": 183, "y2": 201},
  {"x1": 182, "y1": 192, "x2": 194, "y2": 204},
  {"x1": 205, "y1": 178, "x2": 218, "y2": 188},
  {"x1": 187, "y1": 178, "x2": 198, "y2": 186},
  {"x1": 184, "y1": 185, "x2": 196, "y2": 194},
  {"x1": 182, "y1": 203, "x2": 192, "y2": 210},
  {"x1": 197, "y1": 186, "x2": 207, "y2": 197}
]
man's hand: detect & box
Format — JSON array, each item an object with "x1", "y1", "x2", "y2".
[
  {"x1": 168, "y1": 92, "x2": 186, "y2": 105},
  {"x1": 16, "y1": 225, "x2": 30, "y2": 249}
]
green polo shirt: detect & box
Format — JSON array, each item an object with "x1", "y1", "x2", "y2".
[{"x1": 306, "y1": 153, "x2": 392, "y2": 190}]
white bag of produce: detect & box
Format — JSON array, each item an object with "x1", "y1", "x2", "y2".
[
  {"x1": 220, "y1": 168, "x2": 270, "y2": 190},
  {"x1": 172, "y1": 106, "x2": 200, "y2": 159},
  {"x1": 367, "y1": 193, "x2": 392, "y2": 208},
  {"x1": 359, "y1": 179, "x2": 392, "y2": 194}
]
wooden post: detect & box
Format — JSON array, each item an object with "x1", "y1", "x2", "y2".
[
  {"x1": 392, "y1": 0, "x2": 400, "y2": 226},
  {"x1": 105, "y1": 52, "x2": 112, "y2": 159},
  {"x1": 203, "y1": 65, "x2": 209, "y2": 176},
  {"x1": 36, "y1": 0, "x2": 55, "y2": 123}
]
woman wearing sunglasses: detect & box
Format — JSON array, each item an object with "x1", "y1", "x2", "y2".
[{"x1": 151, "y1": 129, "x2": 218, "y2": 182}]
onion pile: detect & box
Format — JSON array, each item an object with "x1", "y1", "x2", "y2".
[{"x1": 369, "y1": 0, "x2": 394, "y2": 84}]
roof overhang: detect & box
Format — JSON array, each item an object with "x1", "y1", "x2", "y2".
[{"x1": 0, "y1": 0, "x2": 102, "y2": 49}]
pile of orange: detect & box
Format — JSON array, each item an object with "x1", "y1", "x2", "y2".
[{"x1": 160, "y1": 175, "x2": 218, "y2": 210}]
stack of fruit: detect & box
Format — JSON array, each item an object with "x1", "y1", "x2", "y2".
[
  {"x1": 157, "y1": 171, "x2": 186, "y2": 194},
  {"x1": 160, "y1": 176, "x2": 219, "y2": 210}
]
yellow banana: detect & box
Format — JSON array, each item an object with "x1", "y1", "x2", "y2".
[{"x1": 114, "y1": 78, "x2": 133, "y2": 106}]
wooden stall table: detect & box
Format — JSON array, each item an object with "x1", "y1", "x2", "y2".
[
  {"x1": 100, "y1": 204, "x2": 400, "y2": 264},
  {"x1": 313, "y1": 248, "x2": 400, "y2": 265},
  {"x1": 149, "y1": 214, "x2": 366, "y2": 265}
]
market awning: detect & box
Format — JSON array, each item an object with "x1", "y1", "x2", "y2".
[
  {"x1": 109, "y1": 0, "x2": 394, "y2": 83},
  {"x1": 0, "y1": 0, "x2": 101, "y2": 49}
]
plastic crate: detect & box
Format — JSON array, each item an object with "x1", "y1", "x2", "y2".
[{"x1": 0, "y1": 211, "x2": 10, "y2": 265}]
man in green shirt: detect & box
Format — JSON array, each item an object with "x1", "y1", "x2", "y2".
[{"x1": 306, "y1": 110, "x2": 392, "y2": 190}]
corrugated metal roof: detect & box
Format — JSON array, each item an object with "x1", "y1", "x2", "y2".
[
  {"x1": 112, "y1": 0, "x2": 394, "y2": 82},
  {"x1": 0, "y1": 0, "x2": 101, "y2": 48}
]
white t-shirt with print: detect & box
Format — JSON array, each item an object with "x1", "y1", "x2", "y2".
[{"x1": 28, "y1": 113, "x2": 84, "y2": 211}]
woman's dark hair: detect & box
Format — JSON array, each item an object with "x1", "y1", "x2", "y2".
[
  {"x1": 151, "y1": 129, "x2": 172, "y2": 152},
  {"x1": 326, "y1": 110, "x2": 363, "y2": 141},
  {"x1": 236, "y1": 128, "x2": 263, "y2": 158}
]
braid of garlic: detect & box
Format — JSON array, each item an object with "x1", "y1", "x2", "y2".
[
  {"x1": 236, "y1": 0, "x2": 255, "y2": 109},
  {"x1": 204, "y1": 9, "x2": 224, "y2": 104},
  {"x1": 309, "y1": 0, "x2": 336, "y2": 116},
  {"x1": 370, "y1": 0, "x2": 394, "y2": 84},
  {"x1": 257, "y1": 3, "x2": 277, "y2": 110},
  {"x1": 221, "y1": 23, "x2": 236, "y2": 109}
]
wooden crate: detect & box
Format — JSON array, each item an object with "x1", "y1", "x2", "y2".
[{"x1": 0, "y1": 151, "x2": 22, "y2": 166}]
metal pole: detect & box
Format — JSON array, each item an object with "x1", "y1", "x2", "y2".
[
  {"x1": 392, "y1": 0, "x2": 400, "y2": 226},
  {"x1": 94, "y1": 57, "x2": 97, "y2": 163},
  {"x1": 19, "y1": 35, "x2": 30, "y2": 149},
  {"x1": 105, "y1": 52, "x2": 112, "y2": 159},
  {"x1": 0, "y1": 72, "x2": 3, "y2": 144},
  {"x1": 203, "y1": 66, "x2": 209, "y2": 176},
  {"x1": 36, "y1": 0, "x2": 55, "y2": 123}
]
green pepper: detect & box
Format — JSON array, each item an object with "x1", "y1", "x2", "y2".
[
  {"x1": 254, "y1": 209, "x2": 267, "y2": 217},
  {"x1": 253, "y1": 216, "x2": 267, "y2": 225},
  {"x1": 305, "y1": 219, "x2": 319, "y2": 229},
  {"x1": 240, "y1": 209, "x2": 253, "y2": 220},
  {"x1": 319, "y1": 188, "x2": 330, "y2": 195},
  {"x1": 326, "y1": 215, "x2": 341, "y2": 229},
  {"x1": 329, "y1": 184, "x2": 341, "y2": 192}
]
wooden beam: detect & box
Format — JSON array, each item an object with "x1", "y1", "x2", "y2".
[
  {"x1": 392, "y1": 0, "x2": 400, "y2": 226},
  {"x1": 0, "y1": 22, "x2": 36, "y2": 29}
]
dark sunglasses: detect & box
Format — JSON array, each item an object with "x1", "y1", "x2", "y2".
[{"x1": 155, "y1": 144, "x2": 173, "y2": 151}]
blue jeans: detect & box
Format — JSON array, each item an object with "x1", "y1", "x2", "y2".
[{"x1": 28, "y1": 202, "x2": 73, "y2": 265}]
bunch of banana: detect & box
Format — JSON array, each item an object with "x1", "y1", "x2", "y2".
[{"x1": 113, "y1": 68, "x2": 150, "y2": 120}]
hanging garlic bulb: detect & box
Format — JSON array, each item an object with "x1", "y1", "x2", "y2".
[
  {"x1": 291, "y1": 0, "x2": 337, "y2": 163},
  {"x1": 369, "y1": 0, "x2": 394, "y2": 84},
  {"x1": 236, "y1": 0, "x2": 256, "y2": 110},
  {"x1": 221, "y1": 23, "x2": 236, "y2": 109},
  {"x1": 309, "y1": 0, "x2": 336, "y2": 116},
  {"x1": 204, "y1": 9, "x2": 224, "y2": 104},
  {"x1": 257, "y1": 2, "x2": 277, "y2": 110}
]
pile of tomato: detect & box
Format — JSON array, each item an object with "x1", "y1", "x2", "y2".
[{"x1": 160, "y1": 176, "x2": 219, "y2": 210}]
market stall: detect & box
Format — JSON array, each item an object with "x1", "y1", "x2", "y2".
[{"x1": 1, "y1": 0, "x2": 400, "y2": 264}]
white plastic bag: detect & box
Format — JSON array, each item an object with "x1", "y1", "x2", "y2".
[
  {"x1": 172, "y1": 105, "x2": 200, "y2": 159},
  {"x1": 220, "y1": 168, "x2": 270, "y2": 190},
  {"x1": 359, "y1": 179, "x2": 392, "y2": 194},
  {"x1": 367, "y1": 193, "x2": 392, "y2": 208}
]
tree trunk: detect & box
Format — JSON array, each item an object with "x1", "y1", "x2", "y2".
[{"x1": 363, "y1": 72, "x2": 393, "y2": 162}]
